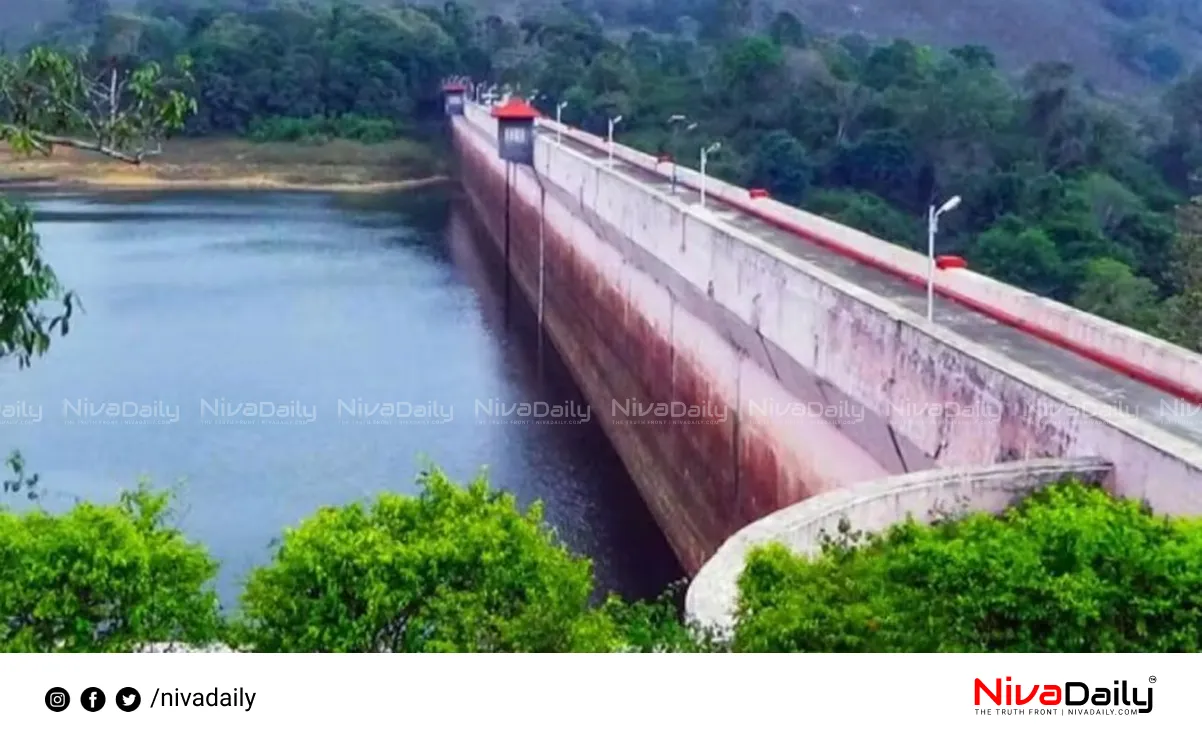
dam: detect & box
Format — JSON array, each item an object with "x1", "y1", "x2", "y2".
[{"x1": 446, "y1": 89, "x2": 1202, "y2": 626}]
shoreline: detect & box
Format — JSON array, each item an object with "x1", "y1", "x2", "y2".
[
  {"x1": 0, "y1": 136, "x2": 451, "y2": 195},
  {"x1": 0, "y1": 173, "x2": 451, "y2": 194}
]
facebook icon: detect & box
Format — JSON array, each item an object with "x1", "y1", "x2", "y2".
[{"x1": 80, "y1": 687, "x2": 106, "y2": 712}]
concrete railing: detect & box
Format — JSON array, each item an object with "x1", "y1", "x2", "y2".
[
  {"x1": 684, "y1": 457, "x2": 1115, "y2": 632},
  {"x1": 531, "y1": 114, "x2": 1202, "y2": 405}
]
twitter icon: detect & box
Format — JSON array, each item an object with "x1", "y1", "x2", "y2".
[{"x1": 116, "y1": 687, "x2": 141, "y2": 712}]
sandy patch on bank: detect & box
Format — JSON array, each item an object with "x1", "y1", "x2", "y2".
[{"x1": 0, "y1": 137, "x2": 449, "y2": 193}]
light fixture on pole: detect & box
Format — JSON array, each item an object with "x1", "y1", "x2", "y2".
[
  {"x1": 927, "y1": 195, "x2": 961, "y2": 322},
  {"x1": 607, "y1": 115, "x2": 623, "y2": 168},
  {"x1": 667, "y1": 115, "x2": 697, "y2": 194},
  {"x1": 556, "y1": 101, "x2": 568, "y2": 144},
  {"x1": 700, "y1": 141, "x2": 722, "y2": 208}
]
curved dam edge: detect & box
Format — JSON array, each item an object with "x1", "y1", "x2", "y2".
[{"x1": 684, "y1": 457, "x2": 1115, "y2": 632}]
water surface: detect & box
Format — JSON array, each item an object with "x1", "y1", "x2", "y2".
[{"x1": 0, "y1": 188, "x2": 682, "y2": 606}]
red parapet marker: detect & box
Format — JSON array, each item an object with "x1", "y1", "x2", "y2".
[
  {"x1": 656, "y1": 153, "x2": 673, "y2": 163},
  {"x1": 936, "y1": 255, "x2": 968, "y2": 270},
  {"x1": 749, "y1": 188, "x2": 770, "y2": 199}
]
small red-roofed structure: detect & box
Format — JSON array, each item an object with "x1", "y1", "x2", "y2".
[
  {"x1": 492, "y1": 98, "x2": 538, "y2": 165},
  {"x1": 936, "y1": 255, "x2": 968, "y2": 270},
  {"x1": 441, "y1": 79, "x2": 468, "y2": 116}
]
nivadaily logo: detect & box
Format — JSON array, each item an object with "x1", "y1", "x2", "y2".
[{"x1": 974, "y1": 676, "x2": 1154, "y2": 716}]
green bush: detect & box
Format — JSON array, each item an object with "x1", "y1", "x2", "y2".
[
  {"x1": 733, "y1": 480, "x2": 1202, "y2": 652},
  {"x1": 247, "y1": 114, "x2": 404, "y2": 144},
  {"x1": 233, "y1": 468, "x2": 660, "y2": 652},
  {"x1": 0, "y1": 484, "x2": 223, "y2": 652}
]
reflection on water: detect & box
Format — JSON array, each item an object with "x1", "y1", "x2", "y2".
[{"x1": 0, "y1": 188, "x2": 681, "y2": 606}]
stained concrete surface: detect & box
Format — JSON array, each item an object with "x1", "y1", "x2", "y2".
[{"x1": 530, "y1": 124, "x2": 1202, "y2": 448}]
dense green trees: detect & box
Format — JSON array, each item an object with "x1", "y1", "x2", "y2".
[{"x1": 733, "y1": 481, "x2": 1202, "y2": 652}]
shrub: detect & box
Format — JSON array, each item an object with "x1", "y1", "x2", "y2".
[
  {"x1": 733, "y1": 481, "x2": 1202, "y2": 652},
  {"x1": 247, "y1": 114, "x2": 404, "y2": 144},
  {"x1": 234, "y1": 468, "x2": 632, "y2": 652},
  {"x1": 0, "y1": 484, "x2": 223, "y2": 651}
]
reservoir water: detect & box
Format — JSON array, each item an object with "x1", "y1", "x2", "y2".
[{"x1": 0, "y1": 188, "x2": 682, "y2": 606}]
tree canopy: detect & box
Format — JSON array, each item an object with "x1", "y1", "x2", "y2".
[
  {"x1": 733, "y1": 480, "x2": 1202, "y2": 652},
  {"x1": 235, "y1": 468, "x2": 626, "y2": 652},
  {"x1": 0, "y1": 484, "x2": 223, "y2": 652}
]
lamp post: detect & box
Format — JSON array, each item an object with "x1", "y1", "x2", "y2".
[
  {"x1": 700, "y1": 141, "x2": 721, "y2": 208},
  {"x1": 607, "y1": 115, "x2": 623, "y2": 168},
  {"x1": 667, "y1": 115, "x2": 697, "y2": 194},
  {"x1": 556, "y1": 101, "x2": 568, "y2": 144},
  {"x1": 927, "y1": 195, "x2": 961, "y2": 322}
]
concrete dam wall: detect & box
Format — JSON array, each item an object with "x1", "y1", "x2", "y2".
[{"x1": 452, "y1": 102, "x2": 1202, "y2": 574}]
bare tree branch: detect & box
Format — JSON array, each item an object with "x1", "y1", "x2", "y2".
[
  {"x1": 28, "y1": 133, "x2": 157, "y2": 164},
  {"x1": 1, "y1": 48, "x2": 195, "y2": 166}
]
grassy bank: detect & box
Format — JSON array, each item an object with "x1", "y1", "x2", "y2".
[{"x1": 0, "y1": 136, "x2": 449, "y2": 193}]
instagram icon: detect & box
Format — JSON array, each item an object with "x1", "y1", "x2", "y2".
[{"x1": 44, "y1": 687, "x2": 70, "y2": 712}]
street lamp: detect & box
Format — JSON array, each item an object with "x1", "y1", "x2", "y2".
[
  {"x1": 700, "y1": 141, "x2": 721, "y2": 208},
  {"x1": 667, "y1": 115, "x2": 697, "y2": 194},
  {"x1": 927, "y1": 195, "x2": 961, "y2": 322},
  {"x1": 556, "y1": 101, "x2": 568, "y2": 144},
  {"x1": 607, "y1": 115, "x2": 623, "y2": 168}
]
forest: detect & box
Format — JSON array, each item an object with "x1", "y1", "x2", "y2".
[{"x1": 10, "y1": 0, "x2": 1202, "y2": 347}]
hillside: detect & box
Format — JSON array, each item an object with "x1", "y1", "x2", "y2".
[
  {"x1": 585, "y1": 0, "x2": 1202, "y2": 96},
  {"x1": 5, "y1": 0, "x2": 1201, "y2": 94},
  {"x1": 8, "y1": 0, "x2": 1202, "y2": 94},
  {"x1": 0, "y1": 0, "x2": 135, "y2": 45},
  {"x1": 0, "y1": 0, "x2": 67, "y2": 44},
  {"x1": 774, "y1": 0, "x2": 1200, "y2": 95}
]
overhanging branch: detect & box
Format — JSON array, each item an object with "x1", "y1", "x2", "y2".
[{"x1": 29, "y1": 133, "x2": 161, "y2": 164}]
